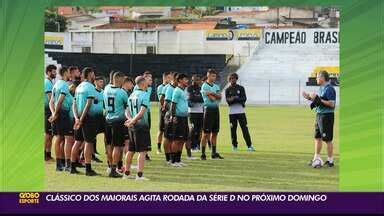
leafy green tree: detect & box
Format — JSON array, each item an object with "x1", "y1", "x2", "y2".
[{"x1": 45, "y1": 11, "x2": 67, "y2": 32}]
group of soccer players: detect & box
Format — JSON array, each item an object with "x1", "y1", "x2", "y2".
[{"x1": 44, "y1": 64, "x2": 257, "y2": 180}]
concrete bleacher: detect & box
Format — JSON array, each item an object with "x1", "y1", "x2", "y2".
[{"x1": 235, "y1": 29, "x2": 339, "y2": 105}]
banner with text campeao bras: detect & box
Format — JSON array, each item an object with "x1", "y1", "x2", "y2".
[{"x1": 263, "y1": 28, "x2": 339, "y2": 46}]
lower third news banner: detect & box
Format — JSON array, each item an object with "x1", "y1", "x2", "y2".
[{"x1": 1, "y1": 192, "x2": 383, "y2": 214}]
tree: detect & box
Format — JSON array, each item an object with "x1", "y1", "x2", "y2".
[{"x1": 45, "y1": 11, "x2": 67, "y2": 32}]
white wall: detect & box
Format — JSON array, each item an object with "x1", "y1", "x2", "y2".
[{"x1": 66, "y1": 29, "x2": 260, "y2": 56}]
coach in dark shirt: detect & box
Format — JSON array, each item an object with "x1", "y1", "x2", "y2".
[
  {"x1": 303, "y1": 71, "x2": 336, "y2": 168},
  {"x1": 225, "y1": 73, "x2": 254, "y2": 151},
  {"x1": 187, "y1": 75, "x2": 204, "y2": 152}
]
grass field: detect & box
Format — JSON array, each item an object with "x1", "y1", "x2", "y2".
[{"x1": 45, "y1": 104, "x2": 339, "y2": 191}]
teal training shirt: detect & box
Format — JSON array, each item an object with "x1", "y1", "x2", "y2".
[
  {"x1": 44, "y1": 78, "x2": 53, "y2": 109},
  {"x1": 75, "y1": 81, "x2": 97, "y2": 117},
  {"x1": 171, "y1": 86, "x2": 189, "y2": 117},
  {"x1": 52, "y1": 79, "x2": 71, "y2": 111},
  {"x1": 316, "y1": 82, "x2": 336, "y2": 114},
  {"x1": 157, "y1": 84, "x2": 165, "y2": 100},
  {"x1": 201, "y1": 82, "x2": 220, "y2": 108},
  {"x1": 127, "y1": 89, "x2": 150, "y2": 129},
  {"x1": 134, "y1": 85, "x2": 152, "y2": 111},
  {"x1": 164, "y1": 84, "x2": 176, "y2": 110},
  {"x1": 104, "y1": 86, "x2": 128, "y2": 123}
]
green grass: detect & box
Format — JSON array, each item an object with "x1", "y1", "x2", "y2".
[{"x1": 45, "y1": 105, "x2": 339, "y2": 191}]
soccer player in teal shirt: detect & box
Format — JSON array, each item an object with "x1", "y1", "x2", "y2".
[
  {"x1": 170, "y1": 73, "x2": 190, "y2": 167},
  {"x1": 123, "y1": 76, "x2": 151, "y2": 180},
  {"x1": 44, "y1": 64, "x2": 56, "y2": 161},
  {"x1": 104, "y1": 72, "x2": 128, "y2": 178},
  {"x1": 162, "y1": 72, "x2": 178, "y2": 164},
  {"x1": 70, "y1": 67, "x2": 98, "y2": 176},
  {"x1": 92, "y1": 76, "x2": 105, "y2": 163},
  {"x1": 303, "y1": 71, "x2": 336, "y2": 168},
  {"x1": 200, "y1": 69, "x2": 224, "y2": 160},
  {"x1": 134, "y1": 71, "x2": 153, "y2": 160},
  {"x1": 156, "y1": 72, "x2": 171, "y2": 154},
  {"x1": 103, "y1": 71, "x2": 116, "y2": 171},
  {"x1": 49, "y1": 66, "x2": 74, "y2": 171}
]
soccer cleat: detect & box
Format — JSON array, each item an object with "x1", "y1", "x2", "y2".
[
  {"x1": 156, "y1": 149, "x2": 162, "y2": 154},
  {"x1": 166, "y1": 161, "x2": 172, "y2": 165},
  {"x1": 186, "y1": 156, "x2": 197, "y2": 160},
  {"x1": 70, "y1": 167, "x2": 80, "y2": 174},
  {"x1": 211, "y1": 153, "x2": 224, "y2": 159},
  {"x1": 85, "y1": 169, "x2": 99, "y2": 176},
  {"x1": 191, "y1": 148, "x2": 199, "y2": 153},
  {"x1": 324, "y1": 161, "x2": 334, "y2": 167},
  {"x1": 145, "y1": 154, "x2": 151, "y2": 161},
  {"x1": 200, "y1": 154, "x2": 207, "y2": 160},
  {"x1": 109, "y1": 170, "x2": 123, "y2": 178},
  {"x1": 171, "y1": 163, "x2": 183, "y2": 167},
  {"x1": 247, "y1": 146, "x2": 256, "y2": 152},
  {"x1": 116, "y1": 168, "x2": 125, "y2": 175},
  {"x1": 64, "y1": 166, "x2": 71, "y2": 172},
  {"x1": 232, "y1": 146, "x2": 238, "y2": 151},
  {"x1": 307, "y1": 160, "x2": 314, "y2": 166},
  {"x1": 106, "y1": 167, "x2": 112, "y2": 174},
  {"x1": 123, "y1": 173, "x2": 135, "y2": 179},
  {"x1": 45, "y1": 156, "x2": 55, "y2": 162},
  {"x1": 178, "y1": 162, "x2": 188, "y2": 167},
  {"x1": 56, "y1": 165, "x2": 64, "y2": 172},
  {"x1": 136, "y1": 175, "x2": 150, "y2": 181},
  {"x1": 92, "y1": 155, "x2": 103, "y2": 163}
]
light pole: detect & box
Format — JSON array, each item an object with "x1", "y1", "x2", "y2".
[{"x1": 55, "y1": 21, "x2": 60, "y2": 32}]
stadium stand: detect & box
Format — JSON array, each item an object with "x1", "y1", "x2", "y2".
[{"x1": 235, "y1": 29, "x2": 339, "y2": 105}]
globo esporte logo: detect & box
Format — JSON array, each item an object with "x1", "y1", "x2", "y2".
[{"x1": 19, "y1": 192, "x2": 40, "y2": 204}]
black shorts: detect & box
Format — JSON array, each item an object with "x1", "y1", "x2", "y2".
[
  {"x1": 104, "y1": 122, "x2": 112, "y2": 145},
  {"x1": 95, "y1": 114, "x2": 105, "y2": 134},
  {"x1": 203, "y1": 107, "x2": 220, "y2": 133},
  {"x1": 128, "y1": 127, "x2": 151, "y2": 152},
  {"x1": 111, "y1": 120, "x2": 126, "y2": 147},
  {"x1": 163, "y1": 112, "x2": 174, "y2": 139},
  {"x1": 158, "y1": 108, "x2": 166, "y2": 132},
  {"x1": 173, "y1": 116, "x2": 189, "y2": 140},
  {"x1": 52, "y1": 109, "x2": 72, "y2": 136},
  {"x1": 44, "y1": 108, "x2": 53, "y2": 134},
  {"x1": 82, "y1": 116, "x2": 97, "y2": 143},
  {"x1": 74, "y1": 127, "x2": 84, "y2": 142},
  {"x1": 314, "y1": 113, "x2": 334, "y2": 142}
]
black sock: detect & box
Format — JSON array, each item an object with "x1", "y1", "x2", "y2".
[
  {"x1": 170, "y1": 153, "x2": 175, "y2": 163},
  {"x1": 47, "y1": 152, "x2": 51, "y2": 158},
  {"x1": 111, "y1": 165, "x2": 117, "y2": 172},
  {"x1": 66, "y1": 159, "x2": 71, "y2": 167},
  {"x1": 61, "y1": 159, "x2": 66, "y2": 165},
  {"x1": 186, "y1": 148, "x2": 192, "y2": 157},
  {"x1": 212, "y1": 145, "x2": 217, "y2": 155},
  {"x1": 157, "y1": 143, "x2": 161, "y2": 149},
  {"x1": 125, "y1": 170, "x2": 130, "y2": 176},
  {"x1": 56, "y1": 159, "x2": 61, "y2": 168},
  {"x1": 85, "y1": 163, "x2": 92, "y2": 172},
  {"x1": 202, "y1": 146, "x2": 206, "y2": 155},
  {"x1": 177, "y1": 152, "x2": 182, "y2": 163},
  {"x1": 137, "y1": 172, "x2": 143, "y2": 177},
  {"x1": 71, "y1": 161, "x2": 76, "y2": 169},
  {"x1": 44, "y1": 151, "x2": 48, "y2": 158},
  {"x1": 165, "y1": 153, "x2": 170, "y2": 161},
  {"x1": 118, "y1": 161, "x2": 123, "y2": 169}
]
